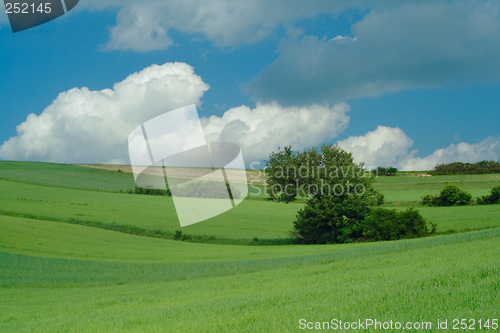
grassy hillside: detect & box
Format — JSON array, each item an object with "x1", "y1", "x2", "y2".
[
  {"x1": 1, "y1": 217, "x2": 499, "y2": 331},
  {"x1": 3, "y1": 161, "x2": 499, "y2": 199},
  {"x1": 373, "y1": 173, "x2": 500, "y2": 190},
  {"x1": 1, "y1": 161, "x2": 500, "y2": 331},
  {"x1": 375, "y1": 173, "x2": 500, "y2": 203},
  {"x1": 0, "y1": 161, "x2": 136, "y2": 192},
  {"x1": 2, "y1": 178, "x2": 500, "y2": 238},
  {"x1": 0, "y1": 215, "x2": 343, "y2": 263},
  {"x1": 0, "y1": 179, "x2": 299, "y2": 239}
]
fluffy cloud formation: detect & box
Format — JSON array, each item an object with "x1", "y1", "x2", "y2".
[
  {"x1": 337, "y1": 126, "x2": 413, "y2": 168},
  {"x1": 201, "y1": 103, "x2": 350, "y2": 164},
  {"x1": 104, "y1": 5, "x2": 173, "y2": 52},
  {"x1": 249, "y1": 1, "x2": 500, "y2": 105},
  {"x1": 0, "y1": 62, "x2": 209, "y2": 164},
  {"x1": 399, "y1": 137, "x2": 500, "y2": 171},
  {"x1": 6, "y1": 1, "x2": 499, "y2": 107},
  {"x1": 98, "y1": 0, "x2": 360, "y2": 51},
  {"x1": 0, "y1": 62, "x2": 350, "y2": 165},
  {"x1": 337, "y1": 126, "x2": 500, "y2": 171}
]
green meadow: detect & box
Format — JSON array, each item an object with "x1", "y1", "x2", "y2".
[{"x1": 1, "y1": 161, "x2": 500, "y2": 332}]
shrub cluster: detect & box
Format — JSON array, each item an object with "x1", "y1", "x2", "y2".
[
  {"x1": 477, "y1": 185, "x2": 500, "y2": 205},
  {"x1": 372, "y1": 166, "x2": 398, "y2": 176},
  {"x1": 293, "y1": 195, "x2": 370, "y2": 244},
  {"x1": 362, "y1": 208, "x2": 436, "y2": 242},
  {"x1": 126, "y1": 186, "x2": 171, "y2": 196},
  {"x1": 432, "y1": 160, "x2": 500, "y2": 175},
  {"x1": 422, "y1": 185, "x2": 472, "y2": 206},
  {"x1": 293, "y1": 195, "x2": 434, "y2": 244}
]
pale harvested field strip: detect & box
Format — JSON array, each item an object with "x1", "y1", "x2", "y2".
[{"x1": 76, "y1": 164, "x2": 266, "y2": 184}]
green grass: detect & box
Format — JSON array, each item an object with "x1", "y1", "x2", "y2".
[
  {"x1": 382, "y1": 204, "x2": 500, "y2": 232},
  {"x1": 3, "y1": 176, "x2": 499, "y2": 239},
  {"x1": 4, "y1": 214, "x2": 498, "y2": 265},
  {"x1": 381, "y1": 188, "x2": 493, "y2": 203},
  {"x1": 1, "y1": 162, "x2": 500, "y2": 331},
  {"x1": 0, "y1": 161, "x2": 136, "y2": 192},
  {"x1": 412, "y1": 205, "x2": 500, "y2": 232},
  {"x1": 0, "y1": 215, "x2": 337, "y2": 263},
  {"x1": 0, "y1": 180, "x2": 299, "y2": 239},
  {"x1": 1, "y1": 226, "x2": 499, "y2": 331},
  {"x1": 374, "y1": 173, "x2": 500, "y2": 203},
  {"x1": 373, "y1": 173, "x2": 500, "y2": 191}
]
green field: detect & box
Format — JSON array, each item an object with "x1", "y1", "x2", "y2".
[
  {"x1": 1, "y1": 162, "x2": 500, "y2": 238},
  {"x1": 374, "y1": 173, "x2": 500, "y2": 203},
  {"x1": 1, "y1": 162, "x2": 500, "y2": 332}
]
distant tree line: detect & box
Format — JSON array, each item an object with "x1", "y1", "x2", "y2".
[
  {"x1": 126, "y1": 186, "x2": 171, "y2": 196},
  {"x1": 372, "y1": 166, "x2": 398, "y2": 176},
  {"x1": 432, "y1": 161, "x2": 500, "y2": 175}
]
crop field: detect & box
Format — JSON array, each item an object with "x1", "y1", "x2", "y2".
[{"x1": 1, "y1": 161, "x2": 500, "y2": 332}]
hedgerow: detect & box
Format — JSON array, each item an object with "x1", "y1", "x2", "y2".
[{"x1": 432, "y1": 160, "x2": 500, "y2": 175}]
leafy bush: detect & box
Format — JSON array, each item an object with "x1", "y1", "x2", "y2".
[
  {"x1": 293, "y1": 194, "x2": 371, "y2": 244},
  {"x1": 438, "y1": 185, "x2": 472, "y2": 206},
  {"x1": 422, "y1": 194, "x2": 439, "y2": 206},
  {"x1": 432, "y1": 160, "x2": 500, "y2": 175},
  {"x1": 172, "y1": 180, "x2": 242, "y2": 199},
  {"x1": 126, "y1": 186, "x2": 171, "y2": 196},
  {"x1": 422, "y1": 185, "x2": 472, "y2": 206},
  {"x1": 477, "y1": 185, "x2": 500, "y2": 205},
  {"x1": 361, "y1": 208, "x2": 436, "y2": 242},
  {"x1": 372, "y1": 167, "x2": 398, "y2": 176},
  {"x1": 293, "y1": 196, "x2": 433, "y2": 244}
]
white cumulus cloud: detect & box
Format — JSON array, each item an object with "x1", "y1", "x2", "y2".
[
  {"x1": 201, "y1": 102, "x2": 350, "y2": 164},
  {"x1": 337, "y1": 126, "x2": 500, "y2": 171},
  {"x1": 337, "y1": 126, "x2": 413, "y2": 168},
  {"x1": 0, "y1": 62, "x2": 209, "y2": 164},
  {"x1": 0, "y1": 62, "x2": 351, "y2": 166},
  {"x1": 399, "y1": 137, "x2": 500, "y2": 171}
]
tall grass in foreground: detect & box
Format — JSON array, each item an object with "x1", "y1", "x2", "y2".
[{"x1": 1, "y1": 232, "x2": 499, "y2": 332}]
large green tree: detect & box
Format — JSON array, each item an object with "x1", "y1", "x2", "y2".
[
  {"x1": 265, "y1": 144, "x2": 378, "y2": 204},
  {"x1": 266, "y1": 144, "x2": 383, "y2": 244}
]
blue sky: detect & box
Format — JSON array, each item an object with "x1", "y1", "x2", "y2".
[{"x1": 1, "y1": 1, "x2": 499, "y2": 170}]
